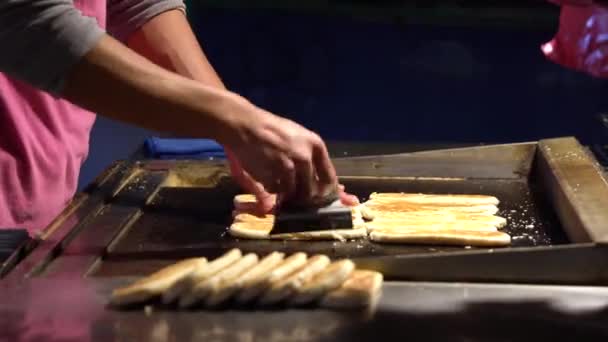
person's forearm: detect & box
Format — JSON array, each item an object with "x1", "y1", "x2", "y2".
[
  {"x1": 126, "y1": 9, "x2": 226, "y2": 89},
  {"x1": 62, "y1": 34, "x2": 243, "y2": 144}
]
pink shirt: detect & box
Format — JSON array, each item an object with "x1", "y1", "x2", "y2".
[
  {"x1": 0, "y1": 0, "x2": 184, "y2": 236},
  {"x1": 0, "y1": 1, "x2": 105, "y2": 236},
  {"x1": 542, "y1": 1, "x2": 608, "y2": 78}
]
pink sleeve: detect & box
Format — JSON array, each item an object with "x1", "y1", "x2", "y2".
[
  {"x1": 547, "y1": 0, "x2": 596, "y2": 4},
  {"x1": 542, "y1": 1, "x2": 608, "y2": 78}
]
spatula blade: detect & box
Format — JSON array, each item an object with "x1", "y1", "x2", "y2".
[{"x1": 271, "y1": 200, "x2": 353, "y2": 235}]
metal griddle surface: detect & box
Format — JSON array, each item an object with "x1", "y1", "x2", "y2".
[
  {"x1": 91, "y1": 175, "x2": 567, "y2": 277},
  {"x1": 2, "y1": 277, "x2": 608, "y2": 342}
]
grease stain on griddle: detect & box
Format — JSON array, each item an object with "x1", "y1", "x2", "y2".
[{"x1": 497, "y1": 180, "x2": 567, "y2": 247}]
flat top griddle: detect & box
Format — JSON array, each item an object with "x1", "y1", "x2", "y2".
[
  {"x1": 3, "y1": 137, "x2": 608, "y2": 342},
  {"x1": 2, "y1": 277, "x2": 608, "y2": 342},
  {"x1": 7, "y1": 137, "x2": 608, "y2": 285},
  {"x1": 89, "y1": 176, "x2": 565, "y2": 278}
]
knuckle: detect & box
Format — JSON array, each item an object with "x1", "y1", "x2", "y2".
[
  {"x1": 292, "y1": 151, "x2": 312, "y2": 164},
  {"x1": 309, "y1": 131, "x2": 322, "y2": 143},
  {"x1": 282, "y1": 157, "x2": 296, "y2": 172}
]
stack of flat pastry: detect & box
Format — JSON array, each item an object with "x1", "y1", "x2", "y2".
[
  {"x1": 228, "y1": 194, "x2": 367, "y2": 241},
  {"x1": 110, "y1": 248, "x2": 383, "y2": 311},
  {"x1": 362, "y1": 192, "x2": 511, "y2": 247}
]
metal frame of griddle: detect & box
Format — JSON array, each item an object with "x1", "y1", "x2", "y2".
[
  {"x1": 344, "y1": 137, "x2": 608, "y2": 284},
  {"x1": 4, "y1": 136, "x2": 608, "y2": 286}
]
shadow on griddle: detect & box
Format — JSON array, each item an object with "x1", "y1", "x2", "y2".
[{"x1": 108, "y1": 295, "x2": 319, "y2": 314}]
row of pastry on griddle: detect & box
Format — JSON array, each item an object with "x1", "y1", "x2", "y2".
[
  {"x1": 110, "y1": 248, "x2": 383, "y2": 310},
  {"x1": 362, "y1": 192, "x2": 511, "y2": 246},
  {"x1": 228, "y1": 192, "x2": 511, "y2": 247}
]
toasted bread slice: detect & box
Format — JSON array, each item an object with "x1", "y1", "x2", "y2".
[
  {"x1": 364, "y1": 211, "x2": 507, "y2": 228},
  {"x1": 363, "y1": 202, "x2": 499, "y2": 216},
  {"x1": 110, "y1": 257, "x2": 207, "y2": 307},
  {"x1": 236, "y1": 252, "x2": 308, "y2": 304},
  {"x1": 365, "y1": 221, "x2": 498, "y2": 232},
  {"x1": 236, "y1": 252, "x2": 286, "y2": 288},
  {"x1": 162, "y1": 248, "x2": 242, "y2": 304},
  {"x1": 233, "y1": 213, "x2": 274, "y2": 223},
  {"x1": 320, "y1": 270, "x2": 383, "y2": 309},
  {"x1": 359, "y1": 204, "x2": 376, "y2": 221},
  {"x1": 368, "y1": 192, "x2": 499, "y2": 206},
  {"x1": 259, "y1": 255, "x2": 330, "y2": 305},
  {"x1": 266, "y1": 252, "x2": 309, "y2": 284},
  {"x1": 228, "y1": 218, "x2": 367, "y2": 241},
  {"x1": 234, "y1": 194, "x2": 277, "y2": 212},
  {"x1": 180, "y1": 253, "x2": 259, "y2": 308},
  {"x1": 207, "y1": 252, "x2": 285, "y2": 307},
  {"x1": 228, "y1": 221, "x2": 273, "y2": 240},
  {"x1": 369, "y1": 229, "x2": 511, "y2": 247},
  {"x1": 291, "y1": 259, "x2": 355, "y2": 305}
]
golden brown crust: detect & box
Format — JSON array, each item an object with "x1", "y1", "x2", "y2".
[
  {"x1": 320, "y1": 270, "x2": 383, "y2": 309},
  {"x1": 363, "y1": 211, "x2": 506, "y2": 227},
  {"x1": 162, "y1": 249, "x2": 241, "y2": 304},
  {"x1": 111, "y1": 252, "x2": 383, "y2": 311},
  {"x1": 259, "y1": 255, "x2": 330, "y2": 305},
  {"x1": 365, "y1": 221, "x2": 498, "y2": 232},
  {"x1": 368, "y1": 192, "x2": 499, "y2": 205},
  {"x1": 369, "y1": 229, "x2": 511, "y2": 246},
  {"x1": 266, "y1": 252, "x2": 309, "y2": 284},
  {"x1": 179, "y1": 253, "x2": 259, "y2": 308},
  {"x1": 110, "y1": 257, "x2": 207, "y2": 306},
  {"x1": 234, "y1": 194, "x2": 277, "y2": 212},
  {"x1": 364, "y1": 202, "x2": 499, "y2": 215},
  {"x1": 362, "y1": 192, "x2": 510, "y2": 247},
  {"x1": 292, "y1": 259, "x2": 356, "y2": 305}
]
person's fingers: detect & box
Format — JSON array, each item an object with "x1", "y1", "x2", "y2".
[
  {"x1": 226, "y1": 149, "x2": 249, "y2": 188},
  {"x1": 248, "y1": 174, "x2": 274, "y2": 213},
  {"x1": 278, "y1": 156, "x2": 297, "y2": 202},
  {"x1": 226, "y1": 149, "x2": 274, "y2": 213},
  {"x1": 339, "y1": 190, "x2": 360, "y2": 206},
  {"x1": 293, "y1": 154, "x2": 315, "y2": 202},
  {"x1": 311, "y1": 135, "x2": 338, "y2": 195},
  {"x1": 336, "y1": 183, "x2": 359, "y2": 206},
  {"x1": 238, "y1": 171, "x2": 274, "y2": 213}
]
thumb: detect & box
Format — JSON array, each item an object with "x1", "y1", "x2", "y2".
[{"x1": 338, "y1": 184, "x2": 360, "y2": 206}]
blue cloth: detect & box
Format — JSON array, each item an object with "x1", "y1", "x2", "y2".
[{"x1": 144, "y1": 137, "x2": 226, "y2": 160}]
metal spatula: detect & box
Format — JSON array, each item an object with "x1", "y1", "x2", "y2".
[{"x1": 270, "y1": 190, "x2": 353, "y2": 235}]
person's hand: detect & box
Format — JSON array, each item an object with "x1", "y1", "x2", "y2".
[
  {"x1": 220, "y1": 96, "x2": 349, "y2": 210},
  {"x1": 225, "y1": 147, "x2": 275, "y2": 213},
  {"x1": 228, "y1": 148, "x2": 359, "y2": 213},
  {"x1": 228, "y1": 146, "x2": 359, "y2": 212},
  {"x1": 338, "y1": 184, "x2": 360, "y2": 207}
]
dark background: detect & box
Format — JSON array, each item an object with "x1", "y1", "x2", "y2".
[{"x1": 79, "y1": 1, "x2": 608, "y2": 189}]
